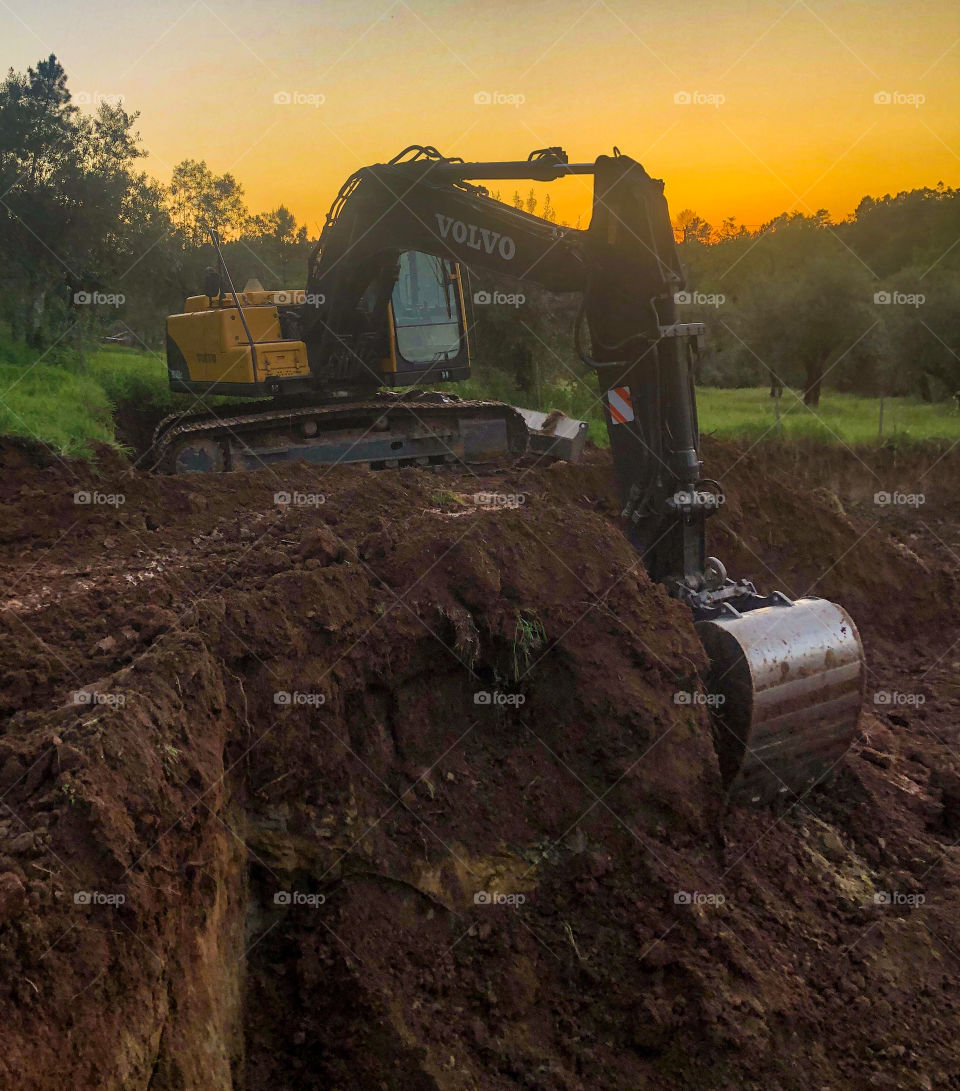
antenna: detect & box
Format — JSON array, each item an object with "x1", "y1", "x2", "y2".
[{"x1": 209, "y1": 228, "x2": 259, "y2": 386}]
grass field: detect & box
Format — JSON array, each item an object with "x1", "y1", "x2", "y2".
[
  {"x1": 462, "y1": 373, "x2": 960, "y2": 449},
  {"x1": 1, "y1": 336, "x2": 959, "y2": 458},
  {"x1": 0, "y1": 341, "x2": 187, "y2": 457}
]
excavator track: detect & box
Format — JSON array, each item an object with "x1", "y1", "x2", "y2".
[{"x1": 150, "y1": 395, "x2": 530, "y2": 474}]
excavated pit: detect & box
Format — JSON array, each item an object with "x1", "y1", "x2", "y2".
[{"x1": 1, "y1": 437, "x2": 960, "y2": 1089}]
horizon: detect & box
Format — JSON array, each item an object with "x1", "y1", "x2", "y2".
[{"x1": 5, "y1": 0, "x2": 958, "y2": 233}]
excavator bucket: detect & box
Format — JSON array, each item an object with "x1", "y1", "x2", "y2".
[
  {"x1": 696, "y1": 597, "x2": 865, "y2": 804},
  {"x1": 514, "y1": 407, "x2": 590, "y2": 463}
]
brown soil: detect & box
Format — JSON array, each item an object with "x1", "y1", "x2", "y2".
[{"x1": 0, "y1": 434, "x2": 959, "y2": 1089}]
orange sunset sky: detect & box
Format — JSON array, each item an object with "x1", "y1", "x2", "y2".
[{"x1": 5, "y1": 0, "x2": 959, "y2": 232}]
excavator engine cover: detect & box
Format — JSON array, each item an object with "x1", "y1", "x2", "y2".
[{"x1": 696, "y1": 598, "x2": 865, "y2": 804}]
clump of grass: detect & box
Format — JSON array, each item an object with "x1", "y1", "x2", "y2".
[
  {"x1": 87, "y1": 346, "x2": 178, "y2": 410},
  {"x1": 430, "y1": 489, "x2": 466, "y2": 511},
  {"x1": 512, "y1": 613, "x2": 547, "y2": 680}
]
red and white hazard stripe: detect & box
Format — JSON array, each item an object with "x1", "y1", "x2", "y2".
[{"x1": 607, "y1": 386, "x2": 634, "y2": 425}]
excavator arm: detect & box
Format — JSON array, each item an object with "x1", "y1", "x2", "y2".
[{"x1": 302, "y1": 146, "x2": 711, "y2": 589}]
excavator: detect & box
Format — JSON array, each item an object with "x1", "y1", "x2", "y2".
[{"x1": 158, "y1": 145, "x2": 865, "y2": 805}]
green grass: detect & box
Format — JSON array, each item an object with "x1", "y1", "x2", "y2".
[
  {"x1": 458, "y1": 373, "x2": 610, "y2": 445},
  {"x1": 2, "y1": 333, "x2": 959, "y2": 459},
  {"x1": 0, "y1": 339, "x2": 215, "y2": 457},
  {"x1": 0, "y1": 338, "x2": 117, "y2": 457},
  {"x1": 696, "y1": 387, "x2": 960, "y2": 445},
  {"x1": 461, "y1": 370, "x2": 960, "y2": 449},
  {"x1": 87, "y1": 345, "x2": 177, "y2": 410}
]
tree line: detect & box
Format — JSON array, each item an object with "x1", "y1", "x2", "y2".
[
  {"x1": 1, "y1": 54, "x2": 957, "y2": 407},
  {"x1": 672, "y1": 193, "x2": 960, "y2": 405},
  {"x1": 0, "y1": 55, "x2": 313, "y2": 353}
]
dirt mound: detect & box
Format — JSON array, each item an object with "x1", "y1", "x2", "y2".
[{"x1": 1, "y1": 438, "x2": 959, "y2": 1089}]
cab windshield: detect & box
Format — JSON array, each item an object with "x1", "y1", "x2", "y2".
[{"x1": 391, "y1": 251, "x2": 461, "y2": 364}]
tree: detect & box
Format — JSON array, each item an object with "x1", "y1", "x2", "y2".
[
  {"x1": 244, "y1": 205, "x2": 310, "y2": 286},
  {"x1": 169, "y1": 159, "x2": 247, "y2": 245},
  {"x1": 672, "y1": 208, "x2": 713, "y2": 245},
  {"x1": 730, "y1": 238, "x2": 879, "y2": 406}
]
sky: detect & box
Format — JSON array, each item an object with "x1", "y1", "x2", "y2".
[{"x1": 4, "y1": 0, "x2": 959, "y2": 233}]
